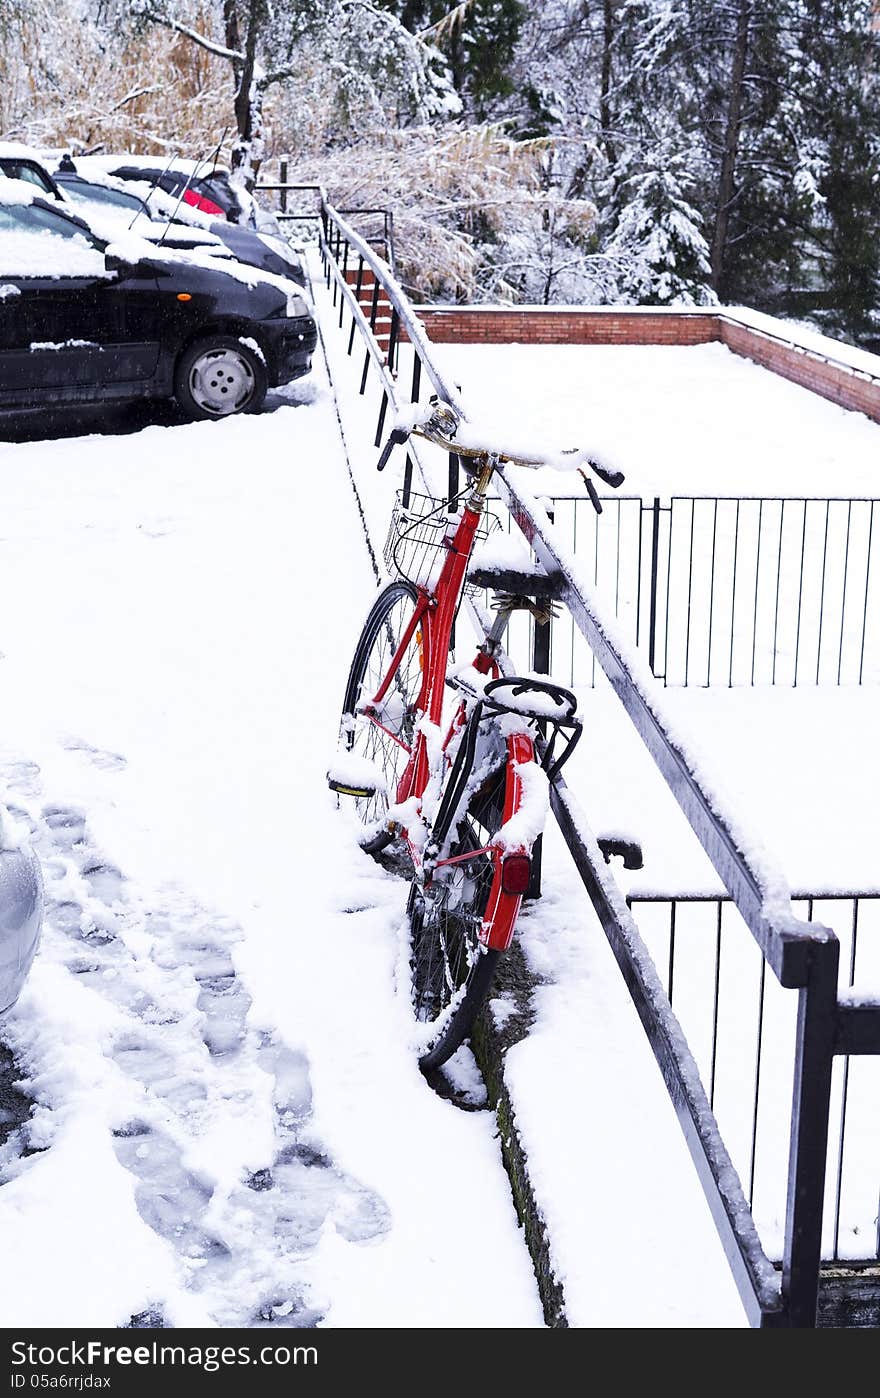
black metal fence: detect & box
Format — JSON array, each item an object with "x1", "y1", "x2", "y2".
[
  {"x1": 627, "y1": 891, "x2": 880, "y2": 1267},
  {"x1": 284, "y1": 188, "x2": 880, "y2": 1326},
  {"x1": 477, "y1": 493, "x2": 880, "y2": 688}
]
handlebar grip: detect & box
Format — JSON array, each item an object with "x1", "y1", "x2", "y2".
[
  {"x1": 376, "y1": 427, "x2": 410, "y2": 472},
  {"x1": 584, "y1": 476, "x2": 602, "y2": 515},
  {"x1": 589, "y1": 460, "x2": 625, "y2": 489}
]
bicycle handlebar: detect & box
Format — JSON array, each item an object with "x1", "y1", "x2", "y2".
[{"x1": 376, "y1": 397, "x2": 625, "y2": 502}]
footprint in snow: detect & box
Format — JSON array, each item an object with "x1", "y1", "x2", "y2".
[
  {"x1": 61, "y1": 739, "x2": 127, "y2": 773},
  {"x1": 0, "y1": 766, "x2": 391, "y2": 1327}
]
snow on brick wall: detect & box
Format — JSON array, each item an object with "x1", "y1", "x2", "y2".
[{"x1": 404, "y1": 307, "x2": 880, "y2": 426}]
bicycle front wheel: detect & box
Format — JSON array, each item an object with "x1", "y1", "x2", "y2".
[
  {"x1": 410, "y1": 762, "x2": 510, "y2": 1073},
  {"x1": 339, "y1": 580, "x2": 426, "y2": 854}
]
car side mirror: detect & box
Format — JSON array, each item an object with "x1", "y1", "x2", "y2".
[{"x1": 104, "y1": 251, "x2": 133, "y2": 275}]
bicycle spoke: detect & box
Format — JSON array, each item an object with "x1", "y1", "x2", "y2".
[{"x1": 339, "y1": 582, "x2": 423, "y2": 845}]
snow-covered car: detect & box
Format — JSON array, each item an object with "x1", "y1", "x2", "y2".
[
  {"x1": 0, "y1": 141, "x2": 64, "y2": 200},
  {"x1": 78, "y1": 153, "x2": 247, "y2": 223},
  {"x1": 57, "y1": 158, "x2": 307, "y2": 287},
  {"x1": 0, "y1": 186, "x2": 317, "y2": 421}
]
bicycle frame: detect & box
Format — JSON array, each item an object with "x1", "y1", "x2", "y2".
[{"x1": 359, "y1": 472, "x2": 535, "y2": 951}]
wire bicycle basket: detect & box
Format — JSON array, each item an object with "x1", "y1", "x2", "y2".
[{"x1": 383, "y1": 490, "x2": 501, "y2": 592}]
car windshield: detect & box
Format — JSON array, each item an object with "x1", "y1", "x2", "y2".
[
  {"x1": 61, "y1": 179, "x2": 146, "y2": 215},
  {"x1": 0, "y1": 202, "x2": 108, "y2": 278}
]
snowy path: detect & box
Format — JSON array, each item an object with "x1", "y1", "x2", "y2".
[{"x1": 0, "y1": 361, "x2": 541, "y2": 1326}]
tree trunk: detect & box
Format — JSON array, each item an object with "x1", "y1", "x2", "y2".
[
  {"x1": 230, "y1": 0, "x2": 265, "y2": 191},
  {"x1": 710, "y1": 0, "x2": 752, "y2": 294},
  {"x1": 600, "y1": 0, "x2": 616, "y2": 165}
]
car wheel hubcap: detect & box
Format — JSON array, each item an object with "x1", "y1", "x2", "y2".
[{"x1": 188, "y1": 347, "x2": 256, "y2": 415}]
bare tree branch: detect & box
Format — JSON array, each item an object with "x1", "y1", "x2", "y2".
[
  {"x1": 140, "y1": 11, "x2": 243, "y2": 64},
  {"x1": 111, "y1": 84, "x2": 162, "y2": 112}
]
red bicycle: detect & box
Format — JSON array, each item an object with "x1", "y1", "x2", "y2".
[{"x1": 330, "y1": 399, "x2": 623, "y2": 1072}]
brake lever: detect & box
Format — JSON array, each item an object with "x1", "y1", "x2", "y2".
[
  {"x1": 376, "y1": 426, "x2": 410, "y2": 471},
  {"x1": 583, "y1": 475, "x2": 602, "y2": 515}
]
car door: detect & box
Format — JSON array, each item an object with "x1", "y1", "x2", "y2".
[{"x1": 0, "y1": 201, "x2": 161, "y2": 408}]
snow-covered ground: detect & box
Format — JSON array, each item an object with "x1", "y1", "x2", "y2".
[
  {"x1": 1, "y1": 265, "x2": 876, "y2": 1331},
  {"x1": 0, "y1": 361, "x2": 541, "y2": 1328},
  {"x1": 416, "y1": 340, "x2": 880, "y2": 499}
]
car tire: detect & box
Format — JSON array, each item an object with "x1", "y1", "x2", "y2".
[{"x1": 174, "y1": 335, "x2": 268, "y2": 421}]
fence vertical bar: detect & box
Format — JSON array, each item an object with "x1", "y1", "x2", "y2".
[
  {"x1": 337, "y1": 240, "x2": 349, "y2": 328},
  {"x1": 782, "y1": 939, "x2": 839, "y2": 1326},
  {"x1": 836, "y1": 500, "x2": 853, "y2": 684},
  {"x1": 858, "y1": 502, "x2": 875, "y2": 684},
  {"x1": 728, "y1": 499, "x2": 740, "y2": 686},
  {"x1": 387, "y1": 308, "x2": 400, "y2": 373},
  {"x1": 448, "y1": 455, "x2": 460, "y2": 511},
  {"x1": 347, "y1": 259, "x2": 364, "y2": 355},
  {"x1": 279, "y1": 159, "x2": 288, "y2": 213},
  {"x1": 375, "y1": 389, "x2": 388, "y2": 449},
  {"x1": 528, "y1": 504, "x2": 555, "y2": 900},
  {"x1": 706, "y1": 498, "x2": 719, "y2": 686},
  {"x1": 648, "y1": 497, "x2": 662, "y2": 678}
]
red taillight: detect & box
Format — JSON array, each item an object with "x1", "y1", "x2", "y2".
[
  {"x1": 501, "y1": 854, "x2": 531, "y2": 895},
  {"x1": 182, "y1": 189, "x2": 225, "y2": 217}
]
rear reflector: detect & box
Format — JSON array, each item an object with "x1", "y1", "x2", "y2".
[{"x1": 501, "y1": 854, "x2": 531, "y2": 895}]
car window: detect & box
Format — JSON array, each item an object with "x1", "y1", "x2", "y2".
[
  {"x1": 0, "y1": 160, "x2": 56, "y2": 195},
  {"x1": 0, "y1": 203, "x2": 108, "y2": 277},
  {"x1": 61, "y1": 180, "x2": 146, "y2": 215}
]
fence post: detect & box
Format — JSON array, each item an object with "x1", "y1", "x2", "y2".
[
  {"x1": 279, "y1": 158, "x2": 288, "y2": 214},
  {"x1": 782, "y1": 939, "x2": 839, "y2": 1326},
  {"x1": 648, "y1": 496, "x2": 662, "y2": 678}
]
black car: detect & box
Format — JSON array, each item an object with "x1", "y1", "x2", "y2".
[
  {"x1": 0, "y1": 192, "x2": 317, "y2": 421},
  {"x1": 55, "y1": 164, "x2": 307, "y2": 287}
]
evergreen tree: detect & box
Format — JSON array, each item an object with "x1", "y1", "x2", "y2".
[
  {"x1": 792, "y1": 0, "x2": 880, "y2": 338},
  {"x1": 381, "y1": 0, "x2": 526, "y2": 118},
  {"x1": 604, "y1": 125, "x2": 715, "y2": 306}
]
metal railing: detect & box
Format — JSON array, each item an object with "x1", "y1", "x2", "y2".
[
  {"x1": 469, "y1": 493, "x2": 880, "y2": 688},
  {"x1": 275, "y1": 185, "x2": 879, "y2": 1327},
  {"x1": 627, "y1": 891, "x2": 879, "y2": 1269},
  {"x1": 256, "y1": 172, "x2": 396, "y2": 269}
]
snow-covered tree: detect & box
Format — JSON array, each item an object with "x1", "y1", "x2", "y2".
[
  {"x1": 290, "y1": 123, "x2": 597, "y2": 303},
  {"x1": 603, "y1": 136, "x2": 715, "y2": 306},
  {"x1": 135, "y1": 0, "x2": 460, "y2": 186},
  {"x1": 381, "y1": 0, "x2": 526, "y2": 118}
]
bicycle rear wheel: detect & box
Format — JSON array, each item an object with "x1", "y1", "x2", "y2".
[
  {"x1": 338, "y1": 580, "x2": 425, "y2": 854},
  {"x1": 410, "y1": 761, "x2": 509, "y2": 1073}
]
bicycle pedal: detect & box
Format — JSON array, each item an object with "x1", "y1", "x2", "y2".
[
  {"x1": 327, "y1": 777, "x2": 378, "y2": 799},
  {"x1": 326, "y1": 752, "x2": 384, "y2": 800}
]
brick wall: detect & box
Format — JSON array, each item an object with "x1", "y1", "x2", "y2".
[
  {"x1": 412, "y1": 308, "x2": 718, "y2": 347},
  {"x1": 718, "y1": 321, "x2": 880, "y2": 424},
  {"x1": 405, "y1": 306, "x2": 880, "y2": 425}
]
